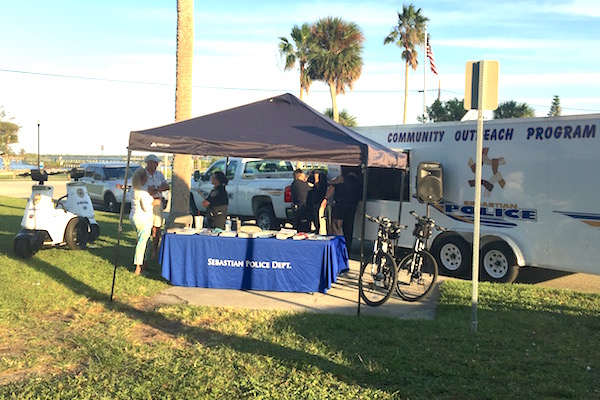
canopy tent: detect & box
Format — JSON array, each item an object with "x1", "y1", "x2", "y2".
[
  {"x1": 128, "y1": 93, "x2": 406, "y2": 169},
  {"x1": 112, "y1": 93, "x2": 407, "y2": 315}
]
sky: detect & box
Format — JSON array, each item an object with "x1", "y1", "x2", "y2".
[{"x1": 1, "y1": 0, "x2": 599, "y2": 155}]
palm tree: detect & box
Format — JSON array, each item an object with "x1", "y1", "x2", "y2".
[
  {"x1": 384, "y1": 4, "x2": 429, "y2": 124},
  {"x1": 279, "y1": 23, "x2": 313, "y2": 101},
  {"x1": 494, "y1": 100, "x2": 536, "y2": 119},
  {"x1": 324, "y1": 108, "x2": 358, "y2": 127},
  {"x1": 171, "y1": 0, "x2": 194, "y2": 214},
  {"x1": 308, "y1": 17, "x2": 365, "y2": 123}
]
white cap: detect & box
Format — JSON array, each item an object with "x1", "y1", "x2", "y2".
[{"x1": 145, "y1": 154, "x2": 161, "y2": 164}]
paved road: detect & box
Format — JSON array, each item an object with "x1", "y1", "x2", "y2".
[{"x1": 0, "y1": 178, "x2": 69, "y2": 200}]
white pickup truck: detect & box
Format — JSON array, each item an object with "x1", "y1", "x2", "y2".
[{"x1": 190, "y1": 158, "x2": 295, "y2": 229}]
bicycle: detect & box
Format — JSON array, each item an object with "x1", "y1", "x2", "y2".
[
  {"x1": 359, "y1": 209, "x2": 445, "y2": 306},
  {"x1": 395, "y1": 210, "x2": 445, "y2": 302},
  {"x1": 358, "y1": 214, "x2": 406, "y2": 306}
]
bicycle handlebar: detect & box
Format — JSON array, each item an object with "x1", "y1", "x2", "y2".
[
  {"x1": 365, "y1": 214, "x2": 407, "y2": 230},
  {"x1": 408, "y1": 210, "x2": 447, "y2": 232}
]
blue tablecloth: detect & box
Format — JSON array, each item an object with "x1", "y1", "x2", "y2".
[{"x1": 160, "y1": 234, "x2": 349, "y2": 293}]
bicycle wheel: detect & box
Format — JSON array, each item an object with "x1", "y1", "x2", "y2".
[
  {"x1": 359, "y1": 251, "x2": 398, "y2": 306},
  {"x1": 396, "y1": 250, "x2": 438, "y2": 302}
]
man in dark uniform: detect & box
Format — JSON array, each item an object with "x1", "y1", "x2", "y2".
[
  {"x1": 320, "y1": 170, "x2": 361, "y2": 252},
  {"x1": 291, "y1": 168, "x2": 319, "y2": 232},
  {"x1": 202, "y1": 171, "x2": 228, "y2": 229},
  {"x1": 307, "y1": 170, "x2": 328, "y2": 233}
]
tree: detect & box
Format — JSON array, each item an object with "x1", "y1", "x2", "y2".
[
  {"x1": 494, "y1": 100, "x2": 535, "y2": 119},
  {"x1": 279, "y1": 23, "x2": 313, "y2": 101},
  {"x1": 0, "y1": 107, "x2": 19, "y2": 156},
  {"x1": 308, "y1": 17, "x2": 365, "y2": 123},
  {"x1": 323, "y1": 108, "x2": 358, "y2": 127},
  {"x1": 548, "y1": 95, "x2": 562, "y2": 117},
  {"x1": 419, "y1": 98, "x2": 466, "y2": 122},
  {"x1": 170, "y1": 0, "x2": 194, "y2": 214},
  {"x1": 384, "y1": 4, "x2": 429, "y2": 124}
]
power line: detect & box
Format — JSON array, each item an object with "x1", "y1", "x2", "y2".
[
  {"x1": 0, "y1": 67, "x2": 405, "y2": 93},
  {"x1": 1, "y1": 67, "x2": 599, "y2": 112},
  {"x1": 434, "y1": 88, "x2": 600, "y2": 113}
]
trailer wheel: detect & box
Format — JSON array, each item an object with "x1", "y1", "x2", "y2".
[
  {"x1": 65, "y1": 217, "x2": 89, "y2": 250},
  {"x1": 480, "y1": 241, "x2": 519, "y2": 283},
  {"x1": 14, "y1": 237, "x2": 34, "y2": 259},
  {"x1": 431, "y1": 234, "x2": 471, "y2": 277},
  {"x1": 256, "y1": 206, "x2": 278, "y2": 230}
]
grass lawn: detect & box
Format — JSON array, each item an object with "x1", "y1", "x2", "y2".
[{"x1": 0, "y1": 195, "x2": 599, "y2": 399}]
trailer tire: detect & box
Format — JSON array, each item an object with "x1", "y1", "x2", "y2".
[
  {"x1": 431, "y1": 234, "x2": 471, "y2": 277},
  {"x1": 65, "y1": 217, "x2": 89, "y2": 250},
  {"x1": 480, "y1": 241, "x2": 519, "y2": 283},
  {"x1": 256, "y1": 206, "x2": 278, "y2": 230}
]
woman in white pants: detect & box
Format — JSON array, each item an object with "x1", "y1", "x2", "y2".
[{"x1": 129, "y1": 168, "x2": 157, "y2": 275}]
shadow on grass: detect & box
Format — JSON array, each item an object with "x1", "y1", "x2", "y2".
[
  {"x1": 8, "y1": 250, "x2": 385, "y2": 392},
  {"x1": 5, "y1": 241, "x2": 600, "y2": 397}
]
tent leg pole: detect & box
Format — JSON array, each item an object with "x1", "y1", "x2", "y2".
[
  {"x1": 357, "y1": 164, "x2": 368, "y2": 317},
  {"x1": 110, "y1": 148, "x2": 132, "y2": 302},
  {"x1": 398, "y1": 169, "x2": 406, "y2": 223}
]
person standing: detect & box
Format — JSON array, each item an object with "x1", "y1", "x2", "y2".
[
  {"x1": 320, "y1": 171, "x2": 361, "y2": 252},
  {"x1": 129, "y1": 168, "x2": 158, "y2": 275},
  {"x1": 141, "y1": 154, "x2": 169, "y2": 259},
  {"x1": 291, "y1": 168, "x2": 319, "y2": 232},
  {"x1": 307, "y1": 170, "x2": 327, "y2": 233},
  {"x1": 202, "y1": 171, "x2": 229, "y2": 229}
]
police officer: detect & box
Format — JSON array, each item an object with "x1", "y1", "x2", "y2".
[
  {"x1": 291, "y1": 168, "x2": 319, "y2": 232},
  {"x1": 202, "y1": 171, "x2": 228, "y2": 229},
  {"x1": 307, "y1": 170, "x2": 327, "y2": 232},
  {"x1": 320, "y1": 170, "x2": 361, "y2": 252}
]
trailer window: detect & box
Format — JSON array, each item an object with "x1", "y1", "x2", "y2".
[{"x1": 366, "y1": 167, "x2": 409, "y2": 202}]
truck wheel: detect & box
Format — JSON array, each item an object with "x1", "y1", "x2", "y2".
[
  {"x1": 480, "y1": 241, "x2": 519, "y2": 283},
  {"x1": 189, "y1": 193, "x2": 199, "y2": 216},
  {"x1": 65, "y1": 217, "x2": 89, "y2": 250},
  {"x1": 256, "y1": 206, "x2": 278, "y2": 230},
  {"x1": 14, "y1": 237, "x2": 33, "y2": 259},
  {"x1": 431, "y1": 234, "x2": 471, "y2": 277},
  {"x1": 104, "y1": 192, "x2": 120, "y2": 213}
]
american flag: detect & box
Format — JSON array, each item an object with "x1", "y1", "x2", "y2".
[{"x1": 427, "y1": 38, "x2": 438, "y2": 76}]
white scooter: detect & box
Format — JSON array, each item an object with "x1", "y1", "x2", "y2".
[
  {"x1": 56, "y1": 168, "x2": 100, "y2": 243},
  {"x1": 13, "y1": 169, "x2": 91, "y2": 259}
]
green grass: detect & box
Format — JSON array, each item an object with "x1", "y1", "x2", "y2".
[{"x1": 0, "y1": 195, "x2": 599, "y2": 399}]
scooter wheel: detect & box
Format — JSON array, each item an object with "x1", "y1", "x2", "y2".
[
  {"x1": 14, "y1": 238, "x2": 34, "y2": 259},
  {"x1": 88, "y1": 223, "x2": 100, "y2": 243},
  {"x1": 65, "y1": 217, "x2": 89, "y2": 250}
]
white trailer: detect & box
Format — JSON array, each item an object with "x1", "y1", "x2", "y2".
[{"x1": 353, "y1": 114, "x2": 599, "y2": 283}]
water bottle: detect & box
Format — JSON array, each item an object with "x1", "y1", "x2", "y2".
[{"x1": 225, "y1": 216, "x2": 232, "y2": 231}]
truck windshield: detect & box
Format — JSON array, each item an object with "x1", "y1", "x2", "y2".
[
  {"x1": 104, "y1": 166, "x2": 139, "y2": 180},
  {"x1": 244, "y1": 160, "x2": 292, "y2": 173}
]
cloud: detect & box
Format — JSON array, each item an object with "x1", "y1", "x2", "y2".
[{"x1": 543, "y1": 0, "x2": 600, "y2": 17}]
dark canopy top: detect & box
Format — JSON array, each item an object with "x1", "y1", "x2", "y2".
[{"x1": 129, "y1": 93, "x2": 406, "y2": 168}]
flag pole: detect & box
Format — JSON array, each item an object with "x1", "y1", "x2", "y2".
[{"x1": 423, "y1": 24, "x2": 427, "y2": 123}]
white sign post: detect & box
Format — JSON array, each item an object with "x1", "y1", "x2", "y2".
[{"x1": 464, "y1": 60, "x2": 499, "y2": 333}]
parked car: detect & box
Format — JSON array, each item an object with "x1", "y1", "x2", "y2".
[
  {"x1": 190, "y1": 158, "x2": 295, "y2": 229},
  {"x1": 80, "y1": 162, "x2": 141, "y2": 212}
]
